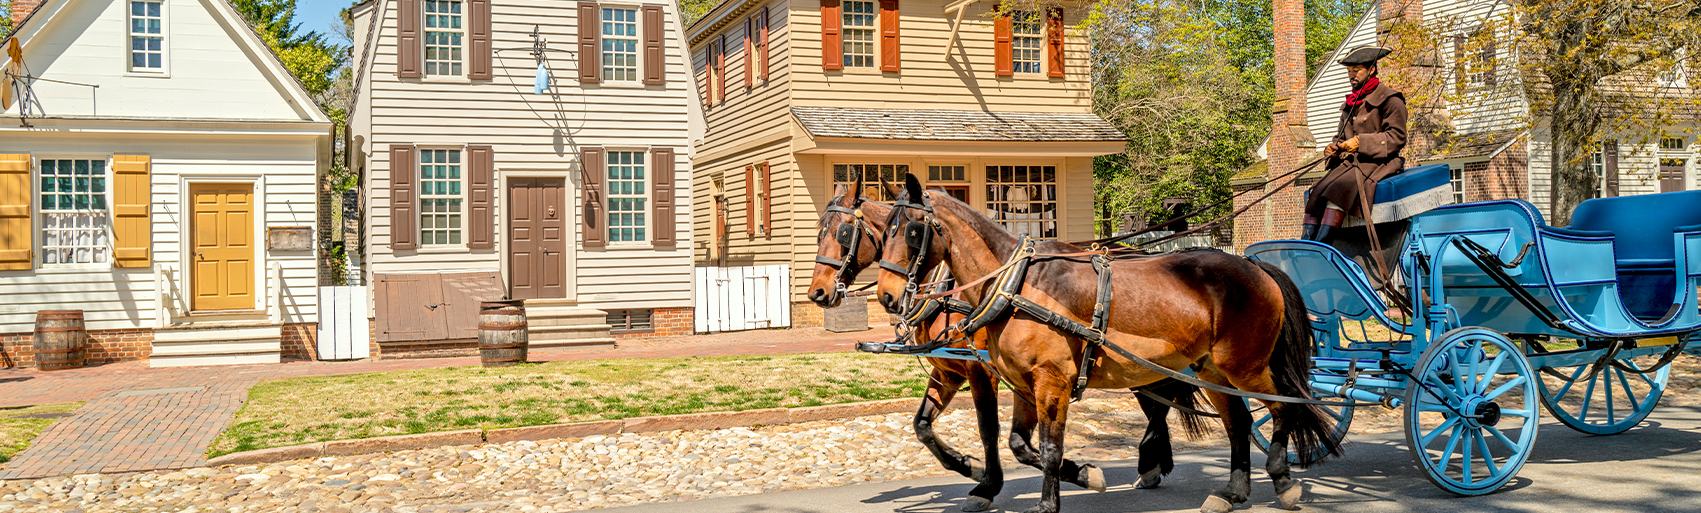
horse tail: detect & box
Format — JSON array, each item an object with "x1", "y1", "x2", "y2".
[
  {"x1": 1150, "y1": 379, "x2": 1212, "y2": 439},
  {"x1": 1255, "y1": 260, "x2": 1342, "y2": 467}
]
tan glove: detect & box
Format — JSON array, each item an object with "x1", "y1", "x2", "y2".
[
  {"x1": 1325, "y1": 142, "x2": 1340, "y2": 158},
  {"x1": 1339, "y1": 136, "x2": 1361, "y2": 154}
]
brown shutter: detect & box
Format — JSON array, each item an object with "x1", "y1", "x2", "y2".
[
  {"x1": 879, "y1": 0, "x2": 899, "y2": 72},
  {"x1": 760, "y1": 162, "x2": 772, "y2": 234},
  {"x1": 1046, "y1": 8, "x2": 1064, "y2": 78},
  {"x1": 698, "y1": 51, "x2": 712, "y2": 108},
  {"x1": 1454, "y1": 33, "x2": 1466, "y2": 94},
  {"x1": 715, "y1": 35, "x2": 727, "y2": 103},
  {"x1": 744, "y1": 165, "x2": 756, "y2": 235},
  {"x1": 397, "y1": 0, "x2": 422, "y2": 78},
  {"x1": 469, "y1": 0, "x2": 492, "y2": 79},
  {"x1": 1604, "y1": 140, "x2": 1620, "y2": 197},
  {"x1": 467, "y1": 145, "x2": 494, "y2": 249},
  {"x1": 744, "y1": 17, "x2": 755, "y2": 89},
  {"x1": 390, "y1": 145, "x2": 418, "y2": 250},
  {"x1": 651, "y1": 147, "x2": 676, "y2": 247},
  {"x1": 110, "y1": 156, "x2": 152, "y2": 268},
  {"x1": 994, "y1": 8, "x2": 1012, "y2": 77},
  {"x1": 758, "y1": 8, "x2": 770, "y2": 81},
  {"x1": 1483, "y1": 35, "x2": 1498, "y2": 87},
  {"x1": 581, "y1": 147, "x2": 606, "y2": 248},
  {"x1": 643, "y1": 5, "x2": 665, "y2": 85},
  {"x1": 0, "y1": 154, "x2": 32, "y2": 270},
  {"x1": 821, "y1": 0, "x2": 842, "y2": 70},
  {"x1": 578, "y1": 1, "x2": 601, "y2": 83}
]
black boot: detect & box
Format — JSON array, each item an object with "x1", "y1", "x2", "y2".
[
  {"x1": 1300, "y1": 223, "x2": 1319, "y2": 241},
  {"x1": 1314, "y1": 224, "x2": 1337, "y2": 244}
]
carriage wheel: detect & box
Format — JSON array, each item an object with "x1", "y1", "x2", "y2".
[
  {"x1": 1404, "y1": 327, "x2": 1539, "y2": 495},
  {"x1": 1535, "y1": 339, "x2": 1678, "y2": 435},
  {"x1": 1246, "y1": 393, "x2": 1353, "y2": 464}
]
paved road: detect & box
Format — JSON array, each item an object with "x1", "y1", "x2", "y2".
[{"x1": 604, "y1": 405, "x2": 1701, "y2": 513}]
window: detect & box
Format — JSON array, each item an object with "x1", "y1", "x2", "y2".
[
  {"x1": 423, "y1": 0, "x2": 464, "y2": 77},
  {"x1": 607, "y1": 151, "x2": 648, "y2": 243},
  {"x1": 419, "y1": 149, "x2": 463, "y2": 245},
  {"x1": 602, "y1": 7, "x2": 640, "y2": 82},
  {"x1": 607, "y1": 309, "x2": 654, "y2": 334},
  {"x1": 832, "y1": 163, "x2": 906, "y2": 201},
  {"x1": 928, "y1": 165, "x2": 966, "y2": 182},
  {"x1": 1450, "y1": 165, "x2": 1465, "y2": 204},
  {"x1": 39, "y1": 159, "x2": 111, "y2": 266},
  {"x1": 985, "y1": 165, "x2": 1057, "y2": 239},
  {"x1": 1661, "y1": 136, "x2": 1687, "y2": 152},
  {"x1": 841, "y1": 0, "x2": 876, "y2": 68},
  {"x1": 1591, "y1": 146, "x2": 1605, "y2": 178},
  {"x1": 1010, "y1": 11, "x2": 1042, "y2": 74},
  {"x1": 129, "y1": 1, "x2": 164, "y2": 71}
]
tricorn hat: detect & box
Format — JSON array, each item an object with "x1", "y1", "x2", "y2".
[{"x1": 1338, "y1": 45, "x2": 1391, "y2": 66}]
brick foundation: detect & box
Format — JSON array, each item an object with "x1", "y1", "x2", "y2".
[
  {"x1": 280, "y1": 322, "x2": 320, "y2": 360},
  {"x1": 614, "y1": 307, "x2": 694, "y2": 338},
  {"x1": 0, "y1": 328, "x2": 154, "y2": 368}
]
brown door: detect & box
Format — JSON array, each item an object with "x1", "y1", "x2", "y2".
[
  {"x1": 1661, "y1": 159, "x2": 1687, "y2": 193},
  {"x1": 508, "y1": 177, "x2": 567, "y2": 300},
  {"x1": 190, "y1": 183, "x2": 255, "y2": 311}
]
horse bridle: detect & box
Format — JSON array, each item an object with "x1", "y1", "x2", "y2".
[
  {"x1": 815, "y1": 196, "x2": 883, "y2": 297},
  {"x1": 880, "y1": 191, "x2": 941, "y2": 313}
]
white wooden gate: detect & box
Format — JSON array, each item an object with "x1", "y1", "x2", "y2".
[
  {"x1": 317, "y1": 286, "x2": 371, "y2": 360},
  {"x1": 694, "y1": 264, "x2": 791, "y2": 333}
]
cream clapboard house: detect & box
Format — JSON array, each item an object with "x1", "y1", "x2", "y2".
[
  {"x1": 349, "y1": 0, "x2": 702, "y2": 351},
  {"x1": 686, "y1": 0, "x2": 1126, "y2": 330},
  {"x1": 0, "y1": 0, "x2": 332, "y2": 367}
]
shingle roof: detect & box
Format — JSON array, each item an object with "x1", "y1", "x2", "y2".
[
  {"x1": 790, "y1": 107, "x2": 1128, "y2": 142},
  {"x1": 1431, "y1": 128, "x2": 1525, "y2": 160}
]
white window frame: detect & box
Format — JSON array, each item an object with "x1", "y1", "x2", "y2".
[
  {"x1": 984, "y1": 163, "x2": 1059, "y2": 239},
  {"x1": 423, "y1": 0, "x2": 466, "y2": 78},
  {"x1": 418, "y1": 147, "x2": 467, "y2": 247},
  {"x1": 126, "y1": 0, "x2": 168, "y2": 75},
  {"x1": 35, "y1": 156, "x2": 115, "y2": 270},
  {"x1": 1449, "y1": 165, "x2": 1465, "y2": 204},
  {"x1": 605, "y1": 148, "x2": 652, "y2": 246},
  {"x1": 1010, "y1": 10, "x2": 1043, "y2": 75},
  {"x1": 841, "y1": 0, "x2": 876, "y2": 69},
  {"x1": 832, "y1": 162, "x2": 908, "y2": 202},
  {"x1": 601, "y1": 5, "x2": 642, "y2": 83}
]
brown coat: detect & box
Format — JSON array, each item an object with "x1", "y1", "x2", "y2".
[{"x1": 1306, "y1": 81, "x2": 1408, "y2": 216}]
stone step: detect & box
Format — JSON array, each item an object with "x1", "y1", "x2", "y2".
[
  {"x1": 151, "y1": 322, "x2": 282, "y2": 368},
  {"x1": 527, "y1": 324, "x2": 614, "y2": 341},
  {"x1": 527, "y1": 337, "x2": 617, "y2": 349},
  {"x1": 525, "y1": 307, "x2": 609, "y2": 327}
]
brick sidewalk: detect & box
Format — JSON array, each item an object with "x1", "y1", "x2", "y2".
[{"x1": 0, "y1": 326, "x2": 891, "y2": 480}]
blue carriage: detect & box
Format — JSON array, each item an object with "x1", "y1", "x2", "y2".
[{"x1": 1248, "y1": 170, "x2": 1701, "y2": 495}]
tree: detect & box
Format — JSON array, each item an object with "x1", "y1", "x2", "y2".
[
  {"x1": 231, "y1": 0, "x2": 349, "y2": 123},
  {"x1": 681, "y1": 0, "x2": 720, "y2": 25},
  {"x1": 2, "y1": 0, "x2": 14, "y2": 41}
]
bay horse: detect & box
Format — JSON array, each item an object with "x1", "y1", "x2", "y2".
[
  {"x1": 807, "y1": 180, "x2": 1206, "y2": 512},
  {"x1": 873, "y1": 174, "x2": 1340, "y2": 513}
]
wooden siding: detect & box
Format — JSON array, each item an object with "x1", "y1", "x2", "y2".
[{"x1": 354, "y1": 0, "x2": 699, "y2": 312}]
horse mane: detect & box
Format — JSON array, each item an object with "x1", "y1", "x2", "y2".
[{"x1": 925, "y1": 190, "x2": 1081, "y2": 260}]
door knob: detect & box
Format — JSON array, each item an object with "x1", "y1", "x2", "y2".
[{"x1": 195, "y1": 251, "x2": 205, "y2": 260}]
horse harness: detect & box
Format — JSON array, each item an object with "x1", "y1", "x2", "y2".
[{"x1": 815, "y1": 198, "x2": 883, "y2": 296}]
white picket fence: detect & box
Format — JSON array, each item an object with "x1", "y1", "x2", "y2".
[
  {"x1": 694, "y1": 264, "x2": 792, "y2": 333},
  {"x1": 317, "y1": 286, "x2": 371, "y2": 360}
]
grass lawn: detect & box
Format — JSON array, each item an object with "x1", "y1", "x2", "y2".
[
  {"x1": 0, "y1": 402, "x2": 84, "y2": 464},
  {"x1": 209, "y1": 352, "x2": 933, "y2": 457}
]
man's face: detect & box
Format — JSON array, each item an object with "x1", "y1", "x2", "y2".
[{"x1": 1347, "y1": 65, "x2": 1375, "y2": 87}]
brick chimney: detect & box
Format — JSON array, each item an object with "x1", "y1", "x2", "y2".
[{"x1": 13, "y1": 0, "x2": 43, "y2": 27}]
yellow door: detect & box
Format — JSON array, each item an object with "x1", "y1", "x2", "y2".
[{"x1": 190, "y1": 184, "x2": 255, "y2": 311}]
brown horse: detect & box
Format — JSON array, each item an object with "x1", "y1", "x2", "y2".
[
  {"x1": 873, "y1": 175, "x2": 1340, "y2": 513},
  {"x1": 807, "y1": 181, "x2": 1206, "y2": 512}
]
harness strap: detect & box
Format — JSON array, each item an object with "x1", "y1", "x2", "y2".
[
  {"x1": 816, "y1": 255, "x2": 846, "y2": 269},
  {"x1": 1068, "y1": 157, "x2": 1326, "y2": 247},
  {"x1": 955, "y1": 238, "x2": 1037, "y2": 336},
  {"x1": 1134, "y1": 386, "x2": 1221, "y2": 418},
  {"x1": 878, "y1": 259, "x2": 911, "y2": 275},
  {"x1": 1070, "y1": 253, "x2": 1115, "y2": 401}
]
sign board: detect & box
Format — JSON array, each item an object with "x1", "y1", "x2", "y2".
[{"x1": 267, "y1": 226, "x2": 314, "y2": 251}]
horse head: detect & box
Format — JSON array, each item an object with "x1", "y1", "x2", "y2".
[
  {"x1": 807, "y1": 176, "x2": 894, "y2": 308},
  {"x1": 876, "y1": 173, "x2": 952, "y2": 314}
]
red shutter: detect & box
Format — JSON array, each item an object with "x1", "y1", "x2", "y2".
[
  {"x1": 758, "y1": 8, "x2": 770, "y2": 81},
  {"x1": 467, "y1": 145, "x2": 494, "y2": 249},
  {"x1": 760, "y1": 162, "x2": 772, "y2": 234},
  {"x1": 390, "y1": 145, "x2": 417, "y2": 250},
  {"x1": 396, "y1": 0, "x2": 421, "y2": 78},
  {"x1": 993, "y1": 8, "x2": 1012, "y2": 77},
  {"x1": 582, "y1": 147, "x2": 606, "y2": 248},
  {"x1": 715, "y1": 35, "x2": 727, "y2": 103},
  {"x1": 744, "y1": 17, "x2": 755, "y2": 89},
  {"x1": 699, "y1": 50, "x2": 712, "y2": 108},
  {"x1": 469, "y1": 0, "x2": 492, "y2": 79},
  {"x1": 651, "y1": 147, "x2": 677, "y2": 247},
  {"x1": 744, "y1": 165, "x2": 756, "y2": 235},
  {"x1": 643, "y1": 5, "x2": 665, "y2": 85},
  {"x1": 879, "y1": 0, "x2": 899, "y2": 72},
  {"x1": 1046, "y1": 8, "x2": 1064, "y2": 78},
  {"x1": 578, "y1": 2, "x2": 601, "y2": 83},
  {"x1": 821, "y1": 0, "x2": 842, "y2": 70}
]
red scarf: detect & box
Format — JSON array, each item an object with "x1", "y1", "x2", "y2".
[{"x1": 1344, "y1": 77, "x2": 1380, "y2": 108}]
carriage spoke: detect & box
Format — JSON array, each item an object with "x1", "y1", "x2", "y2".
[
  {"x1": 1425, "y1": 374, "x2": 1464, "y2": 404},
  {"x1": 1462, "y1": 427, "x2": 1475, "y2": 483},
  {"x1": 1422, "y1": 416, "x2": 1462, "y2": 446},
  {"x1": 1605, "y1": 366, "x2": 1616, "y2": 423},
  {"x1": 1479, "y1": 351, "x2": 1510, "y2": 393},
  {"x1": 1579, "y1": 372, "x2": 1599, "y2": 422},
  {"x1": 1484, "y1": 376, "x2": 1527, "y2": 401},
  {"x1": 1474, "y1": 429, "x2": 1499, "y2": 477},
  {"x1": 1552, "y1": 364, "x2": 1590, "y2": 401},
  {"x1": 1486, "y1": 426, "x2": 1521, "y2": 454},
  {"x1": 1418, "y1": 402, "x2": 1455, "y2": 414},
  {"x1": 1636, "y1": 369, "x2": 1659, "y2": 388},
  {"x1": 1438, "y1": 423, "x2": 1464, "y2": 470},
  {"x1": 1615, "y1": 367, "x2": 1640, "y2": 409},
  {"x1": 1467, "y1": 341, "x2": 1484, "y2": 394},
  {"x1": 1252, "y1": 413, "x2": 1273, "y2": 429},
  {"x1": 1498, "y1": 408, "x2": 1534, "y2": 419}
]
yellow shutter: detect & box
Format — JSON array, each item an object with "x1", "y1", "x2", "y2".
[
  {"x1": 111, "y1": 155, "x2": 152, "y2": 268},
  {"x1": 0, "y1": 154, "x2": 29, "y2": 270}
]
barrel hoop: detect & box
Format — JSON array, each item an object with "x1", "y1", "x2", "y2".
[
  {"x1": 39, "y1": 360, "x2": 85, "y2": 368},
  {"x1": 478, "y1": 322, "x2": 529, "y2": 330},
  {"x1": 478, "y1": 343, "x2": 528, "y2": 350},
  {"x1": 35, "y1": 311, "x2": 85, "y2": 317},
  {"x1": 35, "y1": 327, "x2": 87, "y2": 333},
  {"x1": 34, "y1": 347, "x2": 85, "y2": 354}
]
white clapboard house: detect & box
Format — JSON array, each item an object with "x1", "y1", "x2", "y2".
[
  {"x1": 348, "y1": 0, "x2": 703, "y2": 354},
  {"x1": 1, "y1": 0, "x2": 332, "y2": 367}
]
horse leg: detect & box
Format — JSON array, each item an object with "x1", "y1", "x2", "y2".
[
  {"x1": 962, "y1": 365, "x2": 1004, "y2": 512},
  {"x1": 1134, "y1": 389, "x2": 1174, "y2": 489},
  {"x1": 915, "y1": 367, "x2": 978, "y2": 480},
  {"x1": 1010, "y1": 396, "x2": 1104, "y2": 492},
  {"x1": 1264, "y1": 402, "x2": 1303, "y2": 510},
  {"x1": 1199, "y1": 389, "x2": 1253, "y2": 513},
  {"x1": 1021, "y1": 377, "x2": 1076, "y2": 513}
]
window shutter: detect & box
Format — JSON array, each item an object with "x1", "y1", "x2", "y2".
[
  {"x1": 467, "y1": 145, "x2": 494, "y2": 249},
  {"x1": 390, "y1": 145, "x2": 418, "y2": 250},
  {"x1": 745, "y1": 165, "x2": 756, "y2": 235},
  {"x1": 1483, "y1": 36, "x2": 1498, "y2": 87},
  {"x1": 110, "y1": 155, "x2": 152, "y2": 268},
  {"x1": 643, "y1": 5, "x2": 665, "y2": 86},
  {"x1": 1453, "y1": 33, "x2": 1466, "y2": 94},
  {"x1": 715, "y1": 35, "x2": 727, "y2": 103},
  {"x1": 994, "y1": 7, "x2": 1012, "y2": 77},
  {"x1": 698, "y1": 51, "x2": 712, "y2": 108},
  {"x1": 0, "y1": 154, "x2": 31, "y2": 270},
  {"x1": 1604, "y1": 140, "x2": 1620, "y2": 197},
  {"x1": 758, "y1": 8, "x2": 770, "y2": 81},
  {"x1": 879, "y1": 0, "x2": 899, "y2": 72},
  {"x1": 469, "y1": 0, "x2": 492, "y2": 79},
  {"x1": 397, "y1": 0, "x2": 422, "y2": 78},
  {"x1": 821, "y1": 0, "x2": 842, "y2": 70},
  {"x1": 578, "y1": 1, "x2": 601, "y2": 83},
  {"x1": 760, "y1": 162, "x2": 772, "y2": 234},
  {"x1": 651, "y1": 147, "x2": 676, "y2": 248},
  {"x1": 582, "y1": 147, "x2": 607, "y2": 248},
  {"x1": 744, "y1": 17, "x2": 755, "y2": 89},
  {"x1": 1046, "y1": 8, "x2": 1064, "y2": 78}
]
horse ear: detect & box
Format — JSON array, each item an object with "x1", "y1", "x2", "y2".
[
  {"x1": 880, "y1": 173, "x2": 900, "y2": 200},
  {"x1": 903, "y1": 173, "x2": 925, "y2": 202},
  {"x1": 851, "y1": 173, "x2": 865, "y2": 204}
]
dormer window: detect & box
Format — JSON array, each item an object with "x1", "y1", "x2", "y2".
[
  {"x1": 424, "y1": 0, "x2": 465, "y2": 77},
  {"x1": 129, "y1": 1, "x2": 165, "y2": 71},
  {"x1": 1010, "y1": 11, "x2": 1042, "y2": 74},
  {"x1": 841, "y1": 1, "x2": 876, "y2": 68}
]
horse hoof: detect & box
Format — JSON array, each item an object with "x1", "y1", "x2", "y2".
[
  {"x1": 1200, "y1": 495, "x2": 1235, "y2": 513},
  {"x1": 1135, "y1": 467, "x2": 1163, "y2": 489},
  {"x1": 962, "y1": 496, "x2": 994, "y2": 512},
  {"x1": 1084, "y1": 464, "x2": 1107, "y2": 492},
  {"x1": 1277, "y1": 483, "x2": 1303, "y2": 510},
  {"x1": 967, "y1": 458, "x2": 986, "y2": 482}
]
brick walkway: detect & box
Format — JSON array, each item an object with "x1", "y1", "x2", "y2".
[{"x1": 0, "y1": 326, "x2": 890, "y2": 480}]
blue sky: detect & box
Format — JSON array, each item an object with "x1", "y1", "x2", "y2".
[{"x1": 295, "y1": 0, "x2": 354, "y2": 42}]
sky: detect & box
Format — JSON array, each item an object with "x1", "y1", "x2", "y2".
[{"x1": 295, "y1": 0, "x2": 353, "y2": 43}]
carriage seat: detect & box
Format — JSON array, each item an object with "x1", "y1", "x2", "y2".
[
  {"x1": 1565, "y1": 190, "x2": 1701, "y2": 320},
  {"x1": 1339, "y1": 164, "x2": 1453, "y2": 226}
]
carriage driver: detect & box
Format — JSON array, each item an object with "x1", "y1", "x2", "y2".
[{"x1": 1301, "y1": 45, "x2": 1409, "y2": 243}]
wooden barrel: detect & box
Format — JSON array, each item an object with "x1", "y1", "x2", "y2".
[
  {"x1": 33, "y1": 310, "x2": 87, "y2": 371},
  {"x1": 478, "y1": 301, "x2": 528, "y2": 367}
]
